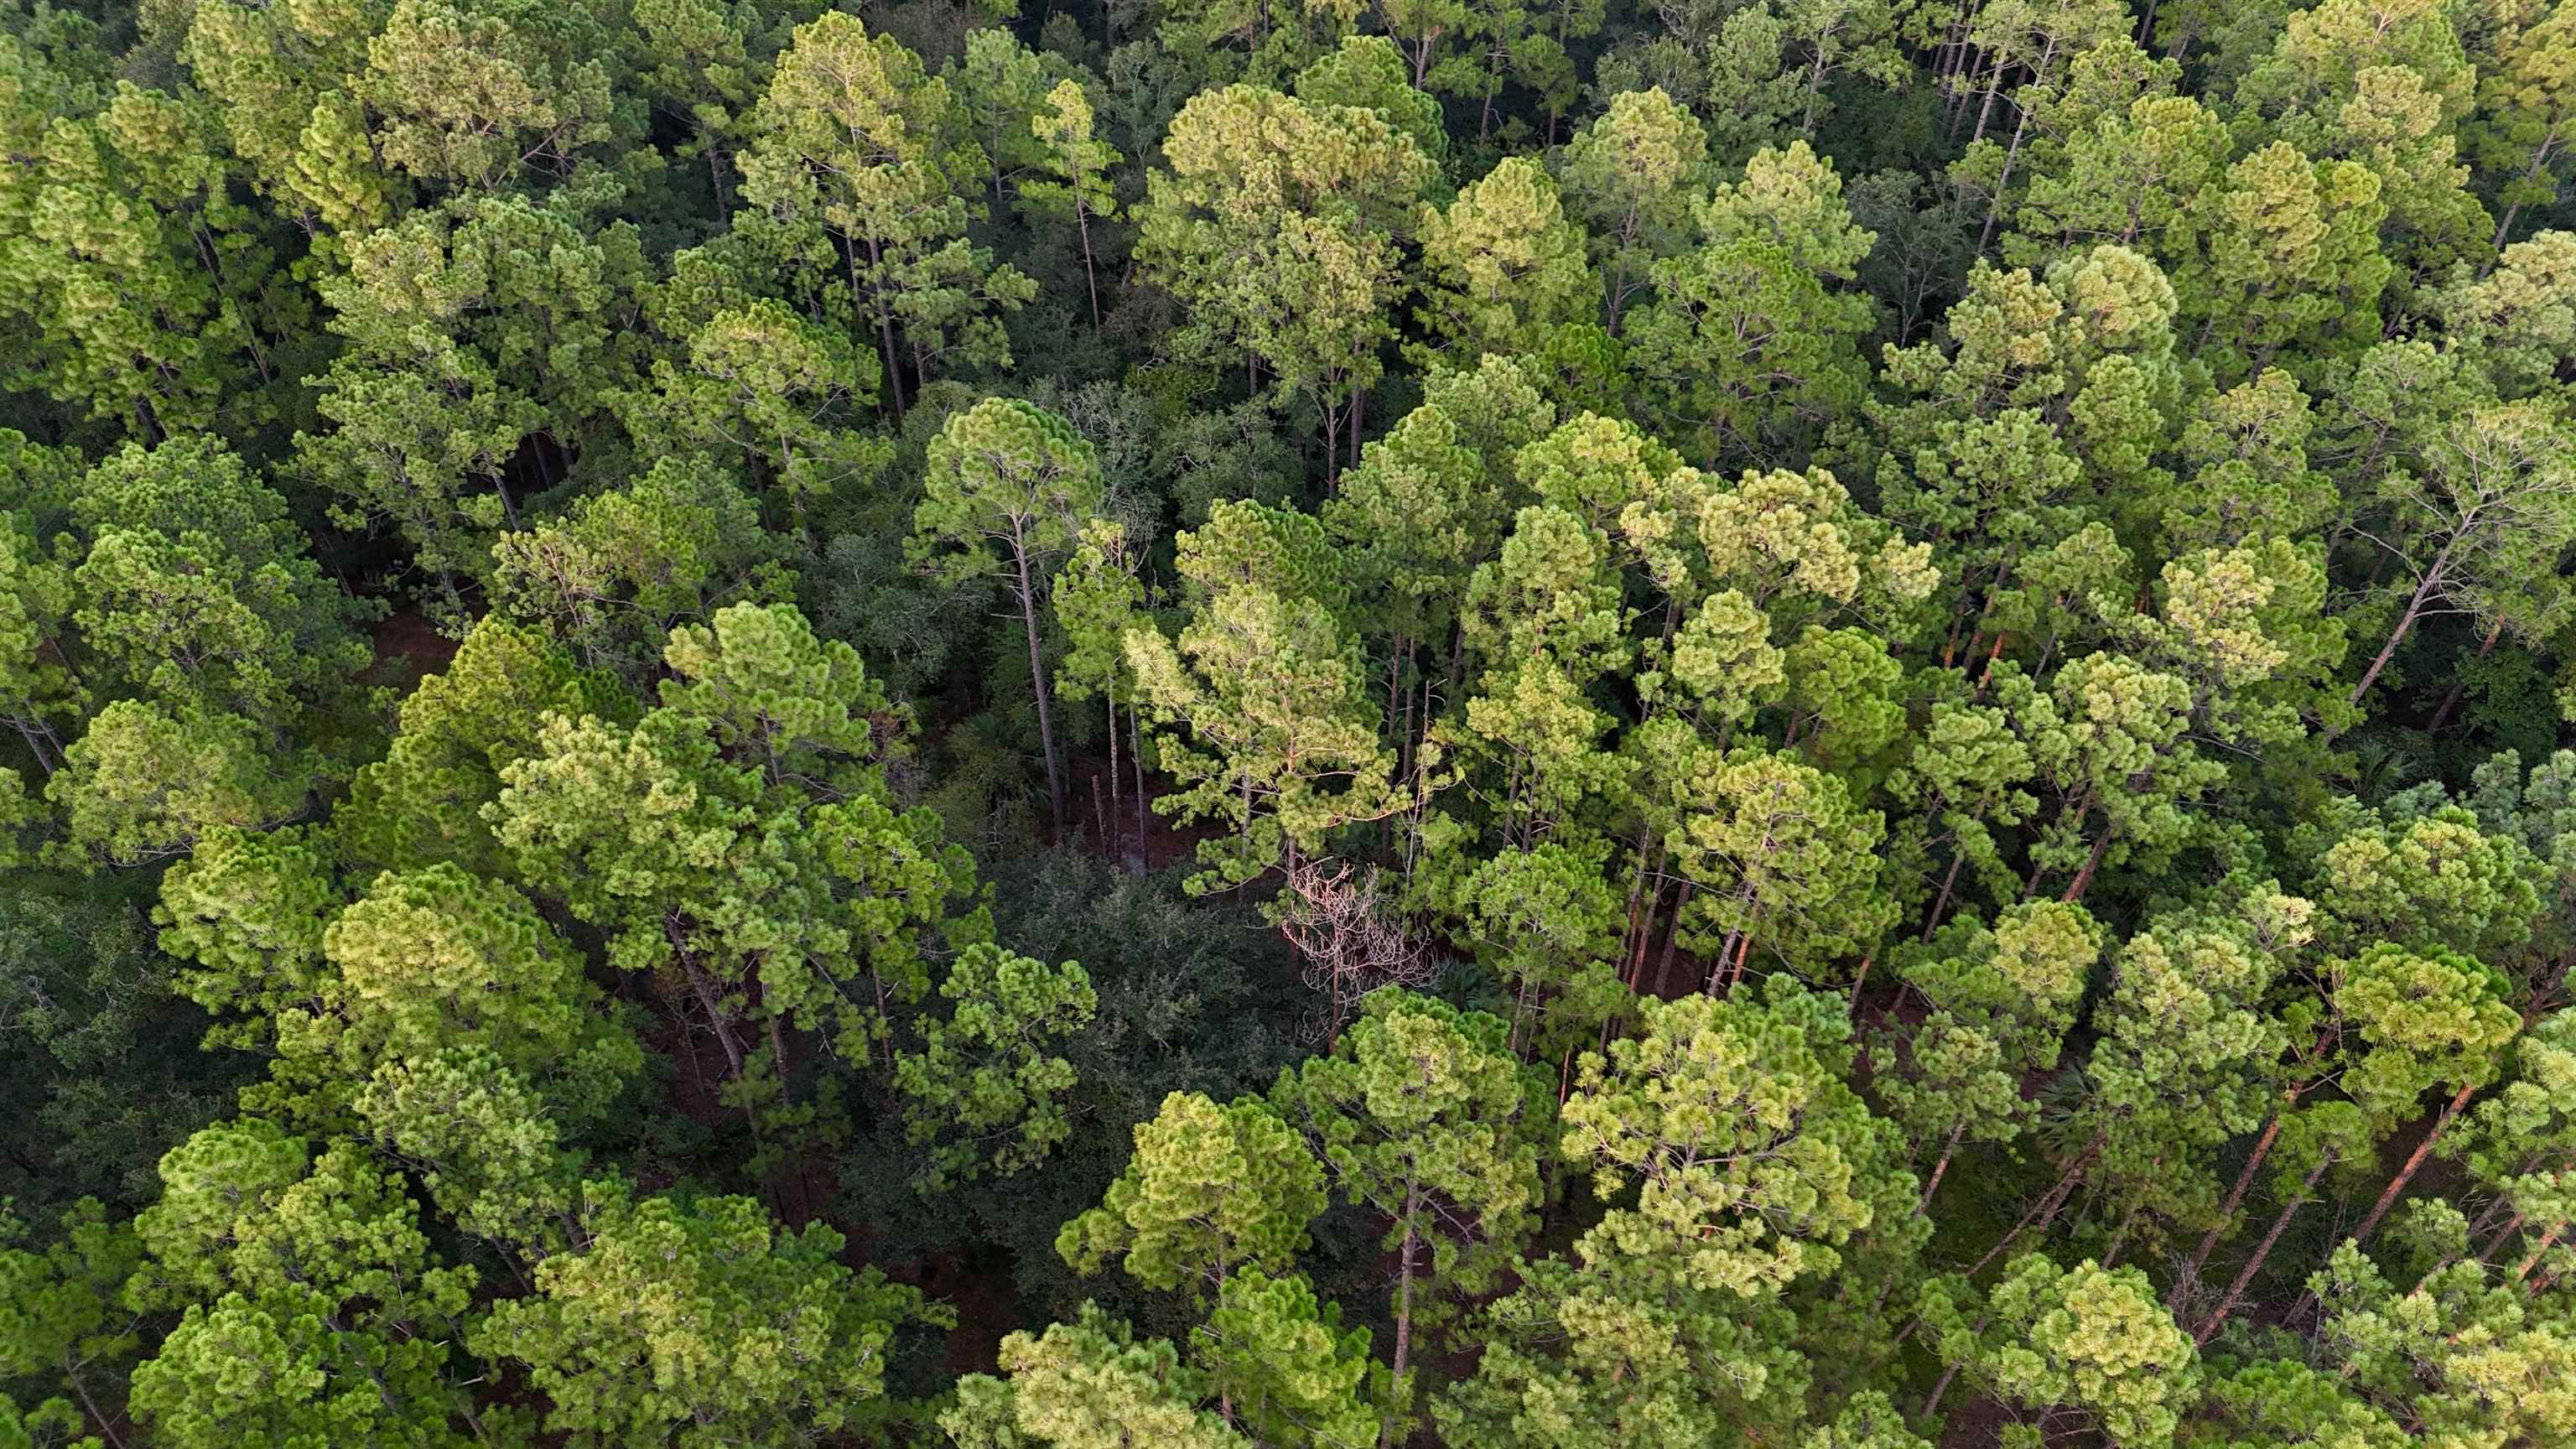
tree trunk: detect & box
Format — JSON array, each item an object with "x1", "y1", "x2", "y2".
[
  {"x1": 1968, "y1": 58, "x2": 2004, "y2": 144},
  {"x1": 1131, "y1": 705, "x2": 1149, "y2": 870},
  {"x1": 860, "y1": 236, "x2": 906, "y2": 422},
  {"x1": 2479, "y1": 1212, "x2": 2526, "y2": 1265},
  {"x1": 2196, "y1": 1147, "x2": 2337, "y2": 1342},
  {"x1": 2348, "y1": 559, "x2": 2449, "y2": 709},
  {"x1": 2102, "y1": 1193, "x2": 2146, "y2": 1268},
  {"x1": 1014, "y1": 540, "x2": 1065, "y2": 831},
  {"x1": 1969, "y1": 1136, "x2": 2101, "y2": 1278},
  {"x1": 11, "y1": 718, "x2": 59, "y2": 776},
  {"x1": 678, "y1": 950, "x2": 747, "y2": 1078},
  {"x1": 1653, "y1": 881, "x2": 1696, "y2": 996},
  {"x1": 1074, "y1": 197, "x2": 1102, "y2": 325},
  {"x1": 2172, "y1": 1097, "x2": 2298, "y2": 1304},
  {"x1": 2425, "y1": 617, "x2": 2505, "y2": 735},
  {"x1": 1922, "y1": 848, "x2": 1966, "y2": 943},
  {"x1": 2061, "y1": 827, "x2": 2114, "y2": 903},
  {"x1": 2514, "y1": 1223, "x2": 2563, "y2": 1282},
  {"x1": 1976, "y1": 101, "x2": 2035, "y2": 252},
  {"x1": 2492, "y1": 132, "x2": 2558, "y2": 252},
  {"x1": 68, "y1": 1368, "x2": 129, "y2": 1449},
  {"x1": 2347, "y1": 1078, "x2": 2481, "y2": 1246},
  {"x1": 1921, "y1": 1120, "x2": 1969, "y2": 1213},
  {"x1": 1388, "y1": 1206, "x2": 1421, "y2": 1443}
]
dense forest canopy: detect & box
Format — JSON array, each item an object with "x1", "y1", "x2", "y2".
[{"x1": 7, "y1": 0, "x2": 2576, "y2": 1444}]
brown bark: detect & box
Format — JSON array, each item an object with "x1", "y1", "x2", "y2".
[
  {"x1": 2061, "y1": 826, "x2": 2115, "y2": 903},
  {"x1": 2513, "y1": 1223, "x2": 2563, "y2": 1283},
  {"x1": 2348, "y1": 561, "x2": 2449, "y2": 710},
  {"x1": 1920, "y1": 1119, "x2": 1969, "y2": 1213},
  {"x1": 2196, "y1": 1147, "x2": 2337, "y2": 1343},
  {"x1": 1653, "y1": 880, "x2": 1696, "y2": 996},
  {"x1": 2172, "y1": 1097, "x2": 2298, "y2": 1304},
  {"x1": 2424, "y1": 617, "x2": 2505, "y2": 735},
  {"x1": 2347, "y1": 1078, "x2": 2481, "y2": 1246},
  {"x1": 1922, "y1": 848, "x2": 1967, "y2": 943},
  {"x1": 1969, "y1": 1136, "x2": 2101, "y2": 1279},
  {"x1": 1013, "y1": 534, "x2": 1066, "y2": 831}
]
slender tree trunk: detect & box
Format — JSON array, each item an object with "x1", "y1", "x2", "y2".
[
  {"x1": 1107, "y1": 695, "x2": 1121, "y2": 854},
  {"x1": 2102, "y1": 1193, "x2": 2146, "y2": 1268},
  {"x1": 1654, "y1": 881, "x2": 1696, "y2": 996},
  {"x1": 766, "y1": 1014, "x2": 796, "y2": 1106},
  {"x1": 1389, "y1": 1204, "x2": 1422, "y2": 1426},
  {"x1": 1921, "y1": 1120, "x2": 1970, "y2": 1213},
  {"x1": 2493, "y1": 132, "x2": 2558, "y2": 251},
  {"x1": 1976, "y1": 104, "x2": 2033, "y2": 252},
  {"x1": 2197, "y1": 1149, "x2": 2337, "y2": 1343},
  {"x1": 2348, "y1": 559, "x2": 2449, "y2": 709},
  {"x1": 678, "y1": 952, "x2": 747, "y2": 1078},
  {"x1": 1970, "y1": 1136, "x2": 2101, "y2": 1278},
  {"x1": 1922, "y1": 848, "x2": 1966, "y2": 943},
  {"x1": 68, "y1": 1369, "x2": 128, "y2": 1449},
  {"x1": 860, "y1": 236, "x2": 906, "y2": 421},
  {"x1": 1074, "y1": 199, "x2": 1102, "y2": 325},
  {"x1": 1622, "y1": 818, "x2": 1659, "y2": 970},
  {"x1": 2425, "y1": 617, "x2": 2505, "y2": 735},
  {"x1": 2513, "y1": 1223, "x2": 2563, "y2": 1282},
  {"x1": 2061, "y1": 827, "x2": 2114, "y2": 902},
  {"x1": 1924, "y1": 1311, "x2": 1988, "y2": 1419},
  {"x1": 1014, "y1": 543, "x2": 1066, "y2": 831},
  {"x1": 1968, "y1": 58, "x2": 2005, "y2": 144},
  {"x1": 1131, "y1": 705, "x2": 1148, "y2": 869},
  {"x1": 2347, "y1": 1078, "x2": 2482, "y2": 1247},
  {"x1": 2173, "y1": 1096, "x2": 2298, "y2": 1303},
  {"x1": 2480, "y1": 1212, "x2": 2527, "y2": 1265},
  {"x1": 12, "y1": 718, "x2": 59, "y2": 776}
]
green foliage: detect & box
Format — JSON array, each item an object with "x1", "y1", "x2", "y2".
[
  {"x1": 945, "y1": 1305, "x2": 1246, "y2": 1449},
  {"x1": 1058, "y1": 1090, "x2": 1326, "y2": 1296},
  {"x1": 1923, "y1": 1254, "x2": 2201, "y2": 1448},
  {"x1": 895, "y1": 943, "x2": 1098, "y2": 1191},
  {"x1": 474, "y1": 1182, "x2": 939, "y2": 1448},
  {"x1": 12, "y1": 5, "x2": 2576, "y2": 1445}
]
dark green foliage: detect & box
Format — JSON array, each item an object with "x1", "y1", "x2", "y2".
[{"x1": 7, "y1": 2, "x2": 2576, "y2": 1446}]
